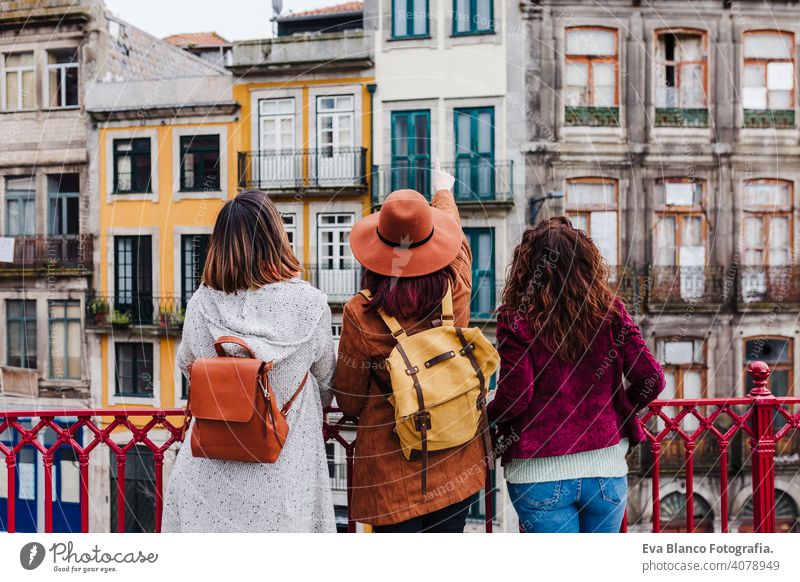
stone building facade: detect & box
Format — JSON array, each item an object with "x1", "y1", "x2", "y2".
[{"x1": 513, "y1": 0, "x2": 800, "y2": 531}]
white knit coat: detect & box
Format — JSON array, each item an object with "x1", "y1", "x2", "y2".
[{"x1": 161, "y1": 279, "x2": 337, "y2": 533}]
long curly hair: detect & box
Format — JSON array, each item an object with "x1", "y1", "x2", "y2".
[{"x1": 502, "y1": 216, "x2": 621, "y2": 362}]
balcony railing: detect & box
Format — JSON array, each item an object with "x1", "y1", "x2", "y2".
[
  {"x1": 738, "y1": 265, "x2": 800, "y2": 305},
  {"x1": 0, "y1": 235, "x2": 92, "y2": 273},
  {"x1": 646, "y1": 265, "x2": 727, "y2": 307},
  {"x1": 301, "y1": 265, "x2": 362, "y2": 304},
  {"x1": 1, "y1": 361, "x2": 797, "y2": 533},
  {"x1": 237, "y1": 148, "x2": 368, "y2": 191},
  {"x1": 329, "y1": 462, "x2": 348, "y2": 491},
  {"x1": 86, "y1": 295, "x2": 184, "y2": 329},
  {"x1": 376, "y1": 160, "x2": 514, "y2": 205}
]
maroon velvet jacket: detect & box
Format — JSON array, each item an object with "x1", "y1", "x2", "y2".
[{"x1": 487, "y1": 301, "x2": 665, "y2": 465}]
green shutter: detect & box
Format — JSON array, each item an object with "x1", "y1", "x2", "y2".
[
  {"x1": 390, "y1": 110, "x2": 431, "y2": 198},
  {"x1": 454, "y1": 107, "x2": 495, "y2": 200},
  {"x1": 464, "y1": 227, "x2": 495, "y2": 317}
]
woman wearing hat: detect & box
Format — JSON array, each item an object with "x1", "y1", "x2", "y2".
[{"x1": 333, "y1": 161, "x2": 485, "y2": 533}]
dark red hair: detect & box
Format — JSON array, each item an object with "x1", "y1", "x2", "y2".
[
  {"x1": 362, "y1": 266, "x2": 456, "y2": 320},
  {"x1": 502, "y1": 216, "x2": 621, "y2": 362}
]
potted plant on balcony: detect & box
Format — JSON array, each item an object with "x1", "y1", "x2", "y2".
[
  {"x1": 171, "y1": 307, "x2": 186, "y2": 329},
  {"x1": 88, "y1": 298, "x2": 110, "y2": 326},
  {"x1": 111, "y1": 309, "x2": 132, "y2": 330}
]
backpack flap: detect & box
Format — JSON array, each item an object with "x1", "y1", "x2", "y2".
[{"x1": 189, "y1": 357, "x2": 269, "y2": 422}]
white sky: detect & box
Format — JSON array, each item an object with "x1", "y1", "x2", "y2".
[{"x1": 104, "y1": 0, "x2": 341, "y2": 41}]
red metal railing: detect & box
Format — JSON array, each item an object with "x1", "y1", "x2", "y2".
[{"x1": 1, "y1": 361, "x2": 798, "y2": 533}]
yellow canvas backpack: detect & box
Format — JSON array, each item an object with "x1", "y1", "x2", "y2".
[{"x1": 360, "y1": 284, "x2": 500, "y2": 493}]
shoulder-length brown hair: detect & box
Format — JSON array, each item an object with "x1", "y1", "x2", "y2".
[
  {"x1": 202, "y1": 190, "x2": 300, "y2": 293},
  {"x1": 502, "y1": 216, "x2": 620, "y2": 362}
]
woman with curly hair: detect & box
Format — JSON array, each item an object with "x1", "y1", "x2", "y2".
[{"x1": 488, "y1": 216, "x2": 664, "y2": 533}]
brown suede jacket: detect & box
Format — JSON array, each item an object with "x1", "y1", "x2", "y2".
[{"x1": 333, "y1": 189, "x2": 486, "y2": 527}]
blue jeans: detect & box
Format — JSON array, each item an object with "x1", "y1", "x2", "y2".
[{"x1": 508, "y1": 477, "x2": 627, "y2": 533}]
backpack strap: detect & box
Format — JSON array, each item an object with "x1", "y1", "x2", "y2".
[
  {"x1": 281, "y1": 373, "x2": 309, "y2": 416},
  {"x1": 440, "y1": 283, "x2": 455, "y2": 327}
]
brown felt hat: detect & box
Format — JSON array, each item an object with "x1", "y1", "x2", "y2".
[{"x1": 349, "y1": 189, "x2": 462, "y2": 277}]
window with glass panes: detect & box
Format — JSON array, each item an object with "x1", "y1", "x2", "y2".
[
  {"x1": 741, "y1": 180, "x2": 793, "y2": 301},
  {"x1": 654, "y1": 179, "x2": 706, "y2": 299},
  {"x1": 453, "y1": 0, "x2": 493, "y2": 36},
  {"x1": 48, "y1": 300, "x2": 81, "y2": 380},
  {"x1": 114, "y1": 236, "x2": 153, "y2": 324},
  {"x1": 316, "y1": 95, "x2": 354, "y2": 157},
  {"x1": 454, "y1": 107, "x2": 494, "y2": 201},
  {"x1": 179, "y1": 135, "x2": 220, "y2": 191},
  {"x1": 392, "y1": 0, "x2": 429, "y2": 39},
  {"x1": 566, "y1": 178, "x2": 618, "y2": 271},
  {"x1": 464, "y1": 228, "x2": 495, "y2": 317},
  {"x1": 5, "y1": 176, "x2": 36, "y2": 236},
  {"x1": 181, "y1": 234, "x2": 210, "y2": 306},
  {"x1": 282, "y1": 213, "x2": 297, "y2": 254},
  {"x1": 113, "y1": 138, "x2": 152, "y2": 194},
  {"x1": 318, "y1": 214, "x2": 355, "y2": 270},
  {"x1": 6, "y1": 299, "x2": 36, "y2": 369},
  {"x1": 47, "y1": 174, "x2": 80, "y2": 235},
  {"x1": 743, "y1": 31, "x2": 795, "y2": 111},
  {"x1": 3, "y1": 52, "x2": 35, "y2": 111},
  {"x1": 391, "y1": 110, "x2": 430, "y2": 197},
  {"x1": 655, "y1": 30, "x2": 707, "y2": 109},
  {"x1": 656, "y1": 338, "x2": 707, "y2": 432},
  {"x1": 565, "y1": 28, "x2": 618, "y2": 108},
  {"x1": 744, "y1": 337, "x2": 793, "y2": 429},
  {"x1": 46, "y1": 49, "x2": 79, "y2": 109},
  {"x1": 114, "y1": 342, "x2": 154, "y2": 397}
]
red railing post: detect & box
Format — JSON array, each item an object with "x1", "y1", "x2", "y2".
[
  {"x1": 79, "y1": 452, "x2": 90, "y2": 533},
  {"x1": 345, "y1": 445, "x2": 355, "y2": 533},
  {"x1": 5, "y1": 454, "x2": 16, "y2": 533},
  {"x1": 115, "y1": 453, "x2": 127, "y2": 533},
  {"x1": 43, "y1": 452, "x2": 54, "y2": 533},
  {"x1": 747, "y1": 361, "x2": 777, "y2": 533}
]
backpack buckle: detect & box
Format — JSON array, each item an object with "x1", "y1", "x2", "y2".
[
  {"x1": 405, "y1": 365, "x2": 420, "y2": 376},
  {"x1": 414, "y1": 412, "x2": 431, "y2": 431},
  {"x1": 459, "y1": 343, "x2": 475, "y2": 356}
]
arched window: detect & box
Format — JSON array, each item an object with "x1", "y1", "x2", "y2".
[
  {"x1": 660, "y1": 492, "x2": 714, "y2": 533},
  {"x1": 743, "y1": 30, "x2": 795, "y2": 127},
  {"x1": 652, "y1": 178, "x2": 707, "y2": 301},
  {"x1": 734, "y1": 490, "x2": 799, "y2": 533},
  {"x1": 741, "y1": 179, "x2": 793, "y2": 302},
  {"x1": 655, "y1": 29, "x2": 708, "y2": 114},
  {"x1": 565, "y1": 177, "x2": 618, "y2": 272},
  {"x1": 565, "y1": 27, "x2": 618, "y2": 108}
]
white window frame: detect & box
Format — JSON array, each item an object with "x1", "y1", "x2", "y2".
[
  {"x1": 171, "y1": 125, "x2": 228, "y2": 201},
  {"x1": 107, "y1": 337, "x2": 161, "y2": 407},
  {"x1": 2, "y1": 51, "x2": 36, "y2": 112},
  {"x1": 105, "y1": 129, "x2": 160, "y2": 202},
  {"x1": 44, "y1": 49, "x2": 79, "y2": 110}
]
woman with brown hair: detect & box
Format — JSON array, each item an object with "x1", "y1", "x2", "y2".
[
  {"x1": 333, "y1": 162, "x2": 487, "y2": 533},
  {"x1": 162, "y1": 190, "x2": 336, "y2": 533},
  {"x1": 489, "y1": 217, "x2": 664, "y2": 533}
]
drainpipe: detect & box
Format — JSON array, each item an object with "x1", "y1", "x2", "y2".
[{"x1": 367, "y1": 83, "x2": 377, "y2": 207}]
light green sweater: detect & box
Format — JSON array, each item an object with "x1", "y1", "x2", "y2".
[{"x1": 505, "y1": 439, "x2": 630, "y2": 484}]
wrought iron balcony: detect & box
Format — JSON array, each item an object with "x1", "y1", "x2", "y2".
[
  {"x1": 376, "y1": 160, "x2": 514, "y2": 205},
  {"x1": 0, "y1": 234, "x2": 92, "y2": 274},
  {"x1": 0, "y1": 362, "x2": 796, "y2": 533},
  {"x1": 738, "y1": 265, "x2": 800, "y2": 305},
  {"x1": 85, "y1": 294, "x2": 184, "y2": 330},
  {"x1": 646, "y1": 265, "x2": 727, "y2": 308},
  {"x1": 237, "y1": 148, "x2": 368, "y2": 191}
]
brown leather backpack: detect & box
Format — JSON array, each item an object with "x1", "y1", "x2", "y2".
[{"x1": 183, "y1": 336, "x2": 307, "y2": 463}]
